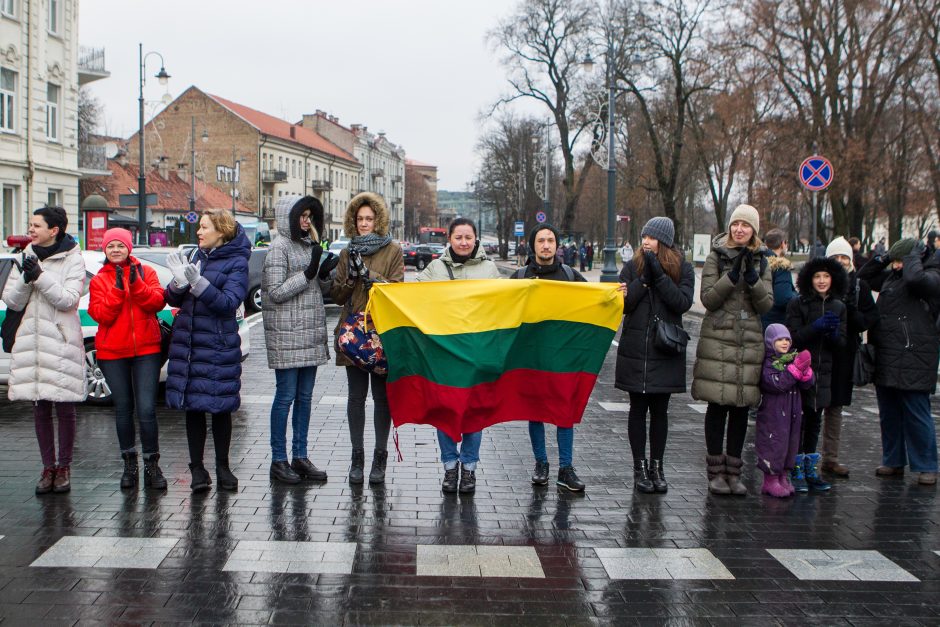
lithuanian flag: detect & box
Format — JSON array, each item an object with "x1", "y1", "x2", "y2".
[{"x1": 367, "y1": 280, "x2": 622, "y2": 442}]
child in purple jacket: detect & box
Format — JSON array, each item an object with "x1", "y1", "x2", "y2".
[{"x1": 755, "y1": 324, "x2": 815, "y2": 497}]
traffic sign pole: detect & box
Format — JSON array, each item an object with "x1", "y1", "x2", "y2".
[{"x1": 799, "y1": 154, "x2": 833, "y2": 259}]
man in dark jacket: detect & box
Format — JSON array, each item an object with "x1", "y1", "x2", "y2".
[
  {"x1": 761, "y1": 229, "x2": 796, "y2": 329},
  {"x1": 512, "y1": 224, "x2": 586, "y2": 491},
  {"x1": 858, "y1": 239, "x2": 940, "y2": 485}
]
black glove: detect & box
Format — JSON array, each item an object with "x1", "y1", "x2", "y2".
[
  {"x1": 304, "y1": 243, "x2": 324, "y2": 281},
  {"x1": 22, "y1": 256, "x2": 41, "y2": 284},
  {"x1": 743, "y1": 251, "x2": 760, "y2": 285},
  {"x1": 129, "y1": 263, "x2": 141, "y2": 285},
  {"x1": 114, "y1": 265, "x2": 125, "y2": 290},
  {"x1": 912, "y1": 241, "x2": 927, "y2": 259},
  {"x1": 318, "y1": 252, "x2": 339, "y2": 280},
  {"x1": 872, "y1": 254, "x2": 889, "y2": 266},
  {"x1": 644, "y1": 250, "x2": 663, "y2": 279},
  {"x1": 727, "y1": 251, "x2": 745, "y2": 284}
]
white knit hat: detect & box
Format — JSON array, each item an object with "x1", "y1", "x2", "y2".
[
  {"x1": 728, "y1": 204, "x2": 760, "y2": 234},
  {"x1": 826, "y1": 236, "x2": 855, "y2": 271}
]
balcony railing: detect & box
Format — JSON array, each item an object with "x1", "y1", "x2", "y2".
[
  {"x1": 78, "y1": 144, "x2": 107, "y2": 173},
  {"x1": 310, "y1": 179, "x2": 332, "y2": 191},
  {"x1": 390, "y1": 174, "x2": 402, "y2": 183},
  {"x1": 78, "y1": 46, "x2": 109, "y2": 85},
  {"x1": 371, "y1": 168, "x2": 385, "y2": 178},
  {"x1": 262, "y1": 170, "x2": 287, "y2": 183}
]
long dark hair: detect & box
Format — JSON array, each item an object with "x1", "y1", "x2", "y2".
[{"x1": 632, "y1": 244, "x2": 683, "y2": 283}]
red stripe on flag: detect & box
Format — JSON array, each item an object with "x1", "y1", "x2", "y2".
[{"x1": 386, "y1": 369, "x2": 599, "y2": 443}]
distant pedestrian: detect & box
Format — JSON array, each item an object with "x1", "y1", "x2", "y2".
[
  {"x1": 616, "y1": 217, "x2": 694, "y2": 495},
  {"x1": 88, "y1": 228, "x2": 168, "y2": 491},
  {"x1": 262, "y1": 195, "x2": 337, "y2": 485},
  {"x1": 579, "y1": 242, "x2": 587, "y2": 272},
  {"x1": 512, "y1": 224, "x2": 587, "y2": 491},
  {"x1": 516, "y1": 242, "x2": 527, "y2": 266},
  {"x1": 692, "y1": 204, "x2": 773, "y2": 496},
  {"x1": 620, "y1": 240, "x2": 634, "y2": 267},
  {"x1": 761, "y1": 229, "x2": 795, "y2": 329},
  {"x1": 332, "y1": 193, "x2": 404, "y2": 485},
  {"x1": 858, "y1": 238, "x2": 940, "y2": 485},
  {"x1": 847, "y1": 237, "x2": 868, "y2": 273},
  {"x1": 755, "y1": 325, "x2": 814, "y2": 497},
  {"x1": 165, "y1": 210, "x2": 250, "y2": 493},
  {"x1": 786, "y1": 256, "x2": 847, "y2": 492},
  {"x1": 586, "y1": 243, "x2": 594, "y2": 270},
  {"x1": 873, "y1": 237, "x2": 887, "y2": 257},
  {"x1": 2, "y1": 207, "x2": 86, "y2": 494}
]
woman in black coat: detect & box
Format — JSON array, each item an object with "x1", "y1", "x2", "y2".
[
  {"x1": 858, "y1": 239, "x2": 940, "y2": 485},
  {"x1": 615, "y1": 217, "x2": 694, "y2": 494}
]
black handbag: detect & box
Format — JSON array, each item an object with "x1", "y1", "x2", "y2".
[
  {"x1": 853, "y1": 343, "x2": 876, "y2": 386},
  {"x1": 1, "y1": 307, "x2": 25, "y2": 353},
  {"x1": 649, "y1": 281, "x2": 689, "y2": 355}
]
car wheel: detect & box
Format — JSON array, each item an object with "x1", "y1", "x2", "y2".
[
  {"x1": 416, "y1": 258, "x2": 426, "y2": 270},
  {"x1": 84, "y1": 339, "x2": 113, "y2": 406},
  {"x1": 248, "y1": 286, "x2": 262, "y2": 313}
]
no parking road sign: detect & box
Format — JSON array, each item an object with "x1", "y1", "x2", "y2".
[
  {"x1": 183, "y1": 211, "x2": 200, "y2": 224},
  {"x1": 536, "y1": 211, "x2": 547, "y2": 223},
  {"x1": 799, "y1": 155, "x2": 834, "y2": 191}
]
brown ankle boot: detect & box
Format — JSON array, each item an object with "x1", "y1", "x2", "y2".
[
  {"x1": 706, "y1": 455, "x2": 731, "y2": 495},
  {"x1": 724, "y1": 456, "x2": 748, "y2": 496},
  {"x1": 36, "y1": 467, "x2": 56, "y2": 495},
  {"x1": 53, "y1": 466, "x2": 71, "y2": 493}
]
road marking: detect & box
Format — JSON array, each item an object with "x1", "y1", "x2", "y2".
[
  {"x1": 596, "y1": 548, "x2": 734, "y2": 580},
  {"x1": 688, "y1": 404, "x2": 708, "y2": 414},
  {"x1": 599, "y1": 402, "x2": 630, "y2": 412},
  {"x1": 767, "y1": 549, "x2": 918, "y2": 582},
  {"x1": 416, "y1": 545, "x2": 545, "y2": 578},
  {"x1": 31, "y1": 536, "x2": 178, "y2": 569}
]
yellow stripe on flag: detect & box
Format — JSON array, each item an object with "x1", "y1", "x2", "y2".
[{"x1": 368, "y1": 280, "x2": 623, "y2": 335}]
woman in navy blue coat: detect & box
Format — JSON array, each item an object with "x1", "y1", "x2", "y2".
[{"x1": 165, "y1": 210, "x2": 250, "y2": 492}]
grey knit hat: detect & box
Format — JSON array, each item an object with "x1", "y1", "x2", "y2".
[{"x1": 640, "y1": 217, "x2": 675, "y2": 248}]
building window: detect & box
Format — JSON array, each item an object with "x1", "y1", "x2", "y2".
[
  {"x1": 2, "y1": 184, "x2": 16, "y2": 238},
  {"x1": 46, "y1": 188, "x2": 61, "y2": 207},
  {"x1": 0, "y1": 68, "x2": 14, "y2": 132},
  {"x1": 45, "y1": 83, "x2": 59, "y2": 141},
  {"x1": 292, "y1": 160, "x2": 297, "y2": 178},
  {"x1": 1, "y1": 0, "x2": 15, "y2": 19},
  {"x1": 278, "y1": 156, "x2": 283, "y2": 172},
  {"x1": 47, "y1": 0, "x2": 58, "y2": 34}
]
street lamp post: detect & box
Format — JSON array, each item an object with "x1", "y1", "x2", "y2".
[
  {"x1": 230, "y1": 147, "x2": 238, "y2": 212},
  {"x1": 138, "y1": 44, "x2": 170, "y2": 246},
  {"x1": 189, "y1": 118, "x2": 207, "y2": 244}
]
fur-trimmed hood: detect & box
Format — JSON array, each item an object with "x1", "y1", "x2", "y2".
[
  {"x1": 343, "y1": 192, "x2": 389, "y2": 238},
  {"x1": 796, "y1": 256, "x2": 847, "y2": 298},
  {"x1": 767, "y1": 254, "x2": 792, "y2": 272}
]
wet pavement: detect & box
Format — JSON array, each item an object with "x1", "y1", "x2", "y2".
[{"x1": 0, "y1": 281, "x2": 939, "y2": 625}]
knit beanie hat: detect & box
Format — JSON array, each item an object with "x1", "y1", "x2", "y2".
[
  {"x1": 528, "y1": 224, "x2": 561, "y2": 255},
  {"x1": 826, "y1": 236, "x2": 855, "y2": 271},
  {"x1": 101, "y1": 227, "x2": 133, "y2": 253},
  {"x1": 888, "y1": 238, "x2": 918, "y2": 261},
  {"x1": 640, "y1": 217, "x2": 675, "y2": 248},
  {"x1": 764, "y1": 323, "x2": 791, "y2": 352},
  {"x1": 728, "y1": 204, "x2": 760, "y2": 234}
]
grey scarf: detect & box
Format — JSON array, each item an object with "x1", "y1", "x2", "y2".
[{"x1": 350, "y1": 233, "x2": 392, "y2": 256}]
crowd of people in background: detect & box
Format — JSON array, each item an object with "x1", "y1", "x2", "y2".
[{"x1": 2, "y1": 196, "x2": 938, "y2": 499}]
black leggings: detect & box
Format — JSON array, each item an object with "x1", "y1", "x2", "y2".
[
  {"x1": 801, "y1": 406, "x2": 823, "y2": 454},
  {"x1": 704, "y1": 403, "x2": 749, "y2": 458},
  {"x1": 185, "y1": 411, "x2": 232, "y2": 465},
  {"x1": 346, "y1": 367, "x2": 392, "y2": 451},
  {"x1": 628, "y1": 393, "x2": 670, "y2": 463}
]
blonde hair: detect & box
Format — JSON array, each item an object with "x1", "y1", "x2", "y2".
[{"x1": 201, "y1": 209, "x2": 237, "y2": 242}]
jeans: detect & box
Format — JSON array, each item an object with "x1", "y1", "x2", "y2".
[
  {"x1": 99, "y1": 353, "x2": 162, "y2": 456},
  {"x1": 270, "y1": 366, "x2": 318, "y2": 462},
  {"x1": 876, "y1": 386, "x2": 939, "y2": 472},
  {"x1": 345, "y1": 366, "x2": 391, "y2": 451},
  {"x1": 437, "y1": 429, "x2": 482, "y2": 471},
  {"x1": 34, "y1": 401, "x2": 76, "y2": 467},
  {"x1": 528, "y1": 422, "x2": 573, "y2": 467}
]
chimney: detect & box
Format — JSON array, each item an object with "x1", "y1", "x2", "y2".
[
  {"x1": 116, "y1": 150, "x2": 128, "y2": 167},
  {"x1": 290, "y1": 126, "x2": 296, "y2": 139},
  {"x1": 176, "y1": 163, "x2": 189, "y2": 182},
  {"x1": 157, "y1": 156, "x2": 169, "y2": 180},
  {"x1": 315, "y1": 109, "x2": 325, "y2": 117}
]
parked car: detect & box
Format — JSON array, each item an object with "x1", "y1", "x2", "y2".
[
  {"x1": 0, "y1": 250, "x2": 251, "y2": 405},
  {"x1": 402, "y1": 245, "x2": 441, "y2": 271}
]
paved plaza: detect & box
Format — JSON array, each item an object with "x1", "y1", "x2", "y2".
[{"x1": 0, "y1": 285, "x2": 938, "y2": 625}]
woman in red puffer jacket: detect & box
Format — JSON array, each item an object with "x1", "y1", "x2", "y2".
[{"x1": 88, "y1": 228, "x2": 167, "y2": 490}]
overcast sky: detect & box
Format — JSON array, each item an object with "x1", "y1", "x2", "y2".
[{"x1": 79, "y1": 0, "x2": 537, "y2": 191}]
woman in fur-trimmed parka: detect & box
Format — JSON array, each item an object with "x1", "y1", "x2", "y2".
[
  {"x1": 331, "y1": 192, "x2": 404, "y2": 485},
  {"x1": 691, "y1": 204, "x2": 773, "y2": 496}
]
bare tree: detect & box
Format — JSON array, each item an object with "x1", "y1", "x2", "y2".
[{"x1": 78, "y1": 88, "x2": 102, "y2": 145}]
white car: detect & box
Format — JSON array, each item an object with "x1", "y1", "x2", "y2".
[{"x1": 0, "y1": 250, "x2": 251, "y2": 405}]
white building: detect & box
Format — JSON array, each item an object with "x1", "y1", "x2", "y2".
[{"x1": 0, "y1": 0, "x2": 108, "y2": 240}]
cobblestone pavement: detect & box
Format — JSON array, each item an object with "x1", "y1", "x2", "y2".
[{"x1": 0, "y1": 269, "x2": 938, "y2": 625}]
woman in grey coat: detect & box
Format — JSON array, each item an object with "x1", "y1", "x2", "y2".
[{"x1": 261, "y1": 195, "x2": 338, "y2": 484}]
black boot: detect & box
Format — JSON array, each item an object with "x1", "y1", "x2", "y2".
[
  {"x1": 120, "y1": 452, "x2": 138, "y2": 489},
  {"x1": 649, "y1": 459, "x2": 668, "y2": 494},
  {"x1": 270, "y1": 461, "x2": 301, "y2": 484},
  {"x1": 216, "y1": 460, "x2": 238, "y2": 491},
  {"x1": 634, "y1": 459, "x2": 655, "y2": 493},
  {"x1": 557, "y1": 466, "x2": 585, "y2": 491},
  {"x1": 291, "y1": 458, "x2": 327, "y2": 481},
  {"x1": 369, "y1": 449, "x2": 388, "y2": 484},
  {"x1": 349, "y1": 448, "x2": 365, "y2": 484},
  {"x1": 143, "y1": 453, "x2": 167, "y2": 490},
  {"x1": 189, "y1": 462, "x2": 211, "y2": 493},
  {"x1": 531, "y1": 460, "x2": 550, "y2": 486},
  {"x1": 459, "y1": 467, "x2": 476, "y2": 494},
  {"x1": 441, "y1": 466, "x2": 459, "y2": 493}
]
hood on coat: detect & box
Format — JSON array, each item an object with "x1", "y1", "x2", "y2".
[
  {"x1": 796, "y1": 256, "x2": 847, "y2": 298},
  {"x1": 767, "y1": 253, "x2": 792, "y2": 272},
  {"x1": 764, "y1": 323, "x2": 792, "y2": 353},
  {"x1": 343, "y1": 192, "x2": 389, "y2": 238},
  {"x1": 274, "y1": 195, "x2": 324, "y2": 242}
]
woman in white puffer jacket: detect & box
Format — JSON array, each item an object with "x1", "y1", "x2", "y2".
[{"x1": 2, "y1": 207, "x2": 86, "y2": 495}]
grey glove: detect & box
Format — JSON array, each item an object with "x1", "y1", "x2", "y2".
[{"x1": 183, "y1": 260, "x2": 202, "y2": 287}]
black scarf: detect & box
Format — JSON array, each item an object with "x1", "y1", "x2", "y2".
[
  {"x1": 33, "y1": 235, "x2": 76, "y2": 261},
  {"x1": 450, "y1": 241, "x2": 480, "y2": 265},
  {"x1": 531, "y1": 260, "x2": 561, "y2": 276}
]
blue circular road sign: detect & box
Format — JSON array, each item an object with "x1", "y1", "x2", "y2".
[
  {"x1": 536, "y1": 211, "x2": 547, "y2": 223},
  {"x1": 184, "y1": 211, "x2": 199, "y2": 224},
  {"x1": 799, "y1": 155, "x2": 834, "y2": 191}
]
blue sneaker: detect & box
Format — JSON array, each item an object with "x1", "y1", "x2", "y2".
[
  {"x1": 803, "y1": 453, "x2": 832, "y2": 491},
  {"x1": 790, "y1": 454, "x2": 809, "y2": 493}
]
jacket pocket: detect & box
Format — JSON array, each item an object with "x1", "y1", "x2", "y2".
[{"x1": 710, "y1": 310, "x2": 735, "y2": 331}]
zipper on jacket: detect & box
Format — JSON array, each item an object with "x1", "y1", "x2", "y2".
[{"x1": 900, "y1": 316, "x2": 912, "y2": 348}]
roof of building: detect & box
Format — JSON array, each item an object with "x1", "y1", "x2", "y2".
[
  {"x1": 207, "y1": 93, "x2": 359, "y2": 165},
  {"x1": 405, "y1": 158, "x2": 437, "y2": 169},
  {"x1": 80, "y1": 159, "x2": 254, "y2": 215}
]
